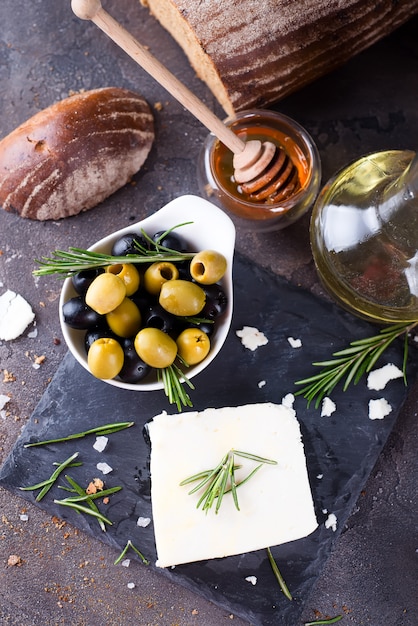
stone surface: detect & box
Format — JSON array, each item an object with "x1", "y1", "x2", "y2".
[{"x1": 0, "y1": 1, "x2": 417, "y2": 624}]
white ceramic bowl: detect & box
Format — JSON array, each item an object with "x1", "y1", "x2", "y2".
[{"x1": 59, "y1": 195, "x2": 236, "y2": 391}]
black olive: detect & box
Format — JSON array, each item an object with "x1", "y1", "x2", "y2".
[
  {"x1": 71, "y1": 268, "x2": 104, "y2": 295},
  {"x1": 152, "y1": 230, "x2": 188, "y2": 252},
  {"x1": 188, "y1": 320, "x2": 216, "y2": 338},
  {"x1": 111, "y1": 232, "x2": 149, "y2": 256},
  {"x1": 142, "y1": 303, "x2": 177, "y2": 334},
  {"x1": 130, "y1": 288, "x2": 157, "y2": 312},
  {"x1": 84, "y1": 327, "x2": 118, "y2": 353},
  {"x1": 118, "y1": 339, "x2": 152, "y2": 383},
  {"x1": 200, "y1": 283, "x2": 228, "y2": 319},
  {"x1": 62, "y1": 297, "x2": 103, "y2": 330}
]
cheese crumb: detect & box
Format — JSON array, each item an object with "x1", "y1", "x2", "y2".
[
  {"x1": 258, "y1": 380, "x2": 266, "y2": 388},
  {"x1": 367, "y1": 363, "x2": 403, "y2": 390},
  {"x1": 93, "y1": 436, "x2": 108, "y2": 452},
  {"x1": 236, "y1": 326, "x2": 268, "y2": 351},
  {"x1": 121, "y1": 559, "x2": 130, "y2": 567},
  {"x1": 325, "y1": 512, "x2": 337, "y2": 531},
  {"x1": 321, "y1": 397, "x2": 336, "y2": 417},
  {"x1": 245, "y1": 576, "x2": 257, "y2": 585},
  {"x1": 0, "y1": 395, "x2": 10, "y2": 410},
  {"x1": 127, "y1": 582, "x2": 135, "y2": 589},
  {"x1": 0, "y1": 290, "x2": 35, "y2": 340},
  {"x1": 368, "y1": 398, "x2": 392, "y2": 420},
  {"x1": 287, "y1": 337, "x2": 302, "y2": 348},
  {"x1": 96, "y1": 462, "x2": 113, "y2": 475},
  {"x1": 137, "y1": 516, "x2": 151, "y2": 528},
  {"x1": 282, "y1": 393, "x2": 295, "y2": 409}
]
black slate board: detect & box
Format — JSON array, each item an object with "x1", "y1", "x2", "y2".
[{"x1": 1, "y1": 253, "x2": 417, "y2": 626}]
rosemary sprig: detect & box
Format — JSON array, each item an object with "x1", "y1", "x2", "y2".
[
  {"x1": 180, "y1": 449, "x2": 277, "y2": 514},
  {"x1": 114, "y1": 539, "x2": 149, "y2": 566},
  {"x1": 24, "y1": 421, "x2": 134, "y2": 447},
  {"x1": 19, "y1": 452, "x2": 80, "y2": 501},
  {"x1": 304, "y1": 616, "x2": 343, "y2": 625},
  {"x1": 54, "y1": 498, "x2": 113, "y2": 526},
  {"x1": 266, "y1": 547, "x2": 293, "y2": 601},
  {"x1": 60, "y1": 475, "x2": 108, "y2": 532},
  {"x1": 159, "y1": 363, "x2": 195, "y2": 411},
  {"x1": 33, "y1": 247, "x2": 194, "y2": 276},
  {"x1": 294, "y1": 322, "x2": 416, "y2": 408},
  {"x1": 32, "y1": 223, "x2": 195, "y2": 277},
  {"x1": 58, "y1": 485, "x2": 122, "y2": 503}
]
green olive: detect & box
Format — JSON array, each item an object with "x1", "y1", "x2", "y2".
[
  {"x1": 85, "y1": 272, "x2": 126, "y2": 314},
  {"x1": 134, "y1": 327, "x2": 177, "y2": 368},
  {"x1": 143, "y1": 261, "x2": 179, "y2": 295},
  {"x1": 159, "y1": 279, "x2": 206, "y2": 316},
  {"x1": 190, "y1": 250, "x2": 227, "y2": 284},
  {"x1": 87, "y1": 337, "x2": 124, "y2": 379},
  {"x1": 106, "y1": 263, "x2": 140, "y2": 296},
  {"x1": 176, "y1": 328, "x2": 210, "y2": 365},
  {"x1": 106, "y1": 298, "x2": 142, "y2": 338}
]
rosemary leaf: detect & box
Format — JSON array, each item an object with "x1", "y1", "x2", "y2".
[
  {"x1": 159, "y1": 364, "x2": 194, "y2": 412},
  {"x1": 54, "y1": 499, "x2": 113, "y2": 526},
  {"x1": 304, "y1": 616, "x2": 343, "y2": 625},
  {"x1": 294, "y1": 322, "x2": 416, "y2": 407},
  {"x1": 216, "y1": 454, "x2": 234, "y2": 513},
  {"x1": 19, "y1": 452, "x2": 80, "y2": 501},
  {"x1": 266, "y1": 547, "x2": 293, "y2": 601},
  {"x1": 24, "y1": 421, "x2": 135, "y2": 448},
  {"x1": 63, "y1": 475, "x2": 106, "y2": 532},
  {"x1": 59, "y1": 486, "x2": 122, "y2": 503},
  {"x1": 114, "y1": 539, "x2": 149, "y2": 566},
  {"x1": 234, "y1": 450, "x2": 278, "y2": 465},
  {"x1": 230, "y1": 459, "x2": 240, "y2": 511}
]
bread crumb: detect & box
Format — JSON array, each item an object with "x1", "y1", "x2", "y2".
[
  {"x1": 3, "y1": 370, "x2": 16, "y2": 383},
  {"x1": 7, "y1": 554, "x2": 23, "y2": 566}
]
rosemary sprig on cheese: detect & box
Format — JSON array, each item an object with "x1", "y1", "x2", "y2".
[
  {"x1": 180, "y1": 449, "x2": 277, "y2": 514},
  {"x1": 294, "y1": 321, "x2": 416, "y2": 408}
]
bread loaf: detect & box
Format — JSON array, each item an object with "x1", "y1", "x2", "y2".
[
  {"x1": 0, "y1": 87, "x2": 154, "y2": 220},
  {"x1": 140, "y1": 0, "x2": 418, "y2": 114}
]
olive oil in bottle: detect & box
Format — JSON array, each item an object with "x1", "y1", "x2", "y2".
[{"x1": 311, "y1": 149, "x2": 418, "y2": 322}]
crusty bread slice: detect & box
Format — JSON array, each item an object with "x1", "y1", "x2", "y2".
[
  {"x1": 0, "y1": 87, "x2": 154, "y2": 220},
  {"x1": 141, "y1": 0, "x2": 418, "y2": 114}
]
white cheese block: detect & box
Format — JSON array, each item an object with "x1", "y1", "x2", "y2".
[
  {"x1": 0, "y1": 289, "x2": 35, "y2": 340},
  {"x1": 148, "y1": 402, "x2": 318, "y2": 568}
]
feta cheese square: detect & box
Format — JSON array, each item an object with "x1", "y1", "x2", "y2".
[{"x1": 148, "y1": 402, "x2": 317, "y2": 567}]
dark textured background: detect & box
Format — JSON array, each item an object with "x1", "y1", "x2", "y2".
[{"x1": 0, "y1": 2, "x2": 417, "y2": 625}]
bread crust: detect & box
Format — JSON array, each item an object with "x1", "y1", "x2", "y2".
[
  {"x1": 141, "y1": 0, "x2": 418, "y2": 114},
  {"x1": 0, "y1": 87, "x2": 154, "y2": 220}
]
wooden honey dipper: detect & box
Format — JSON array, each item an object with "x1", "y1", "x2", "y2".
[{"x1": 71, "y1": 0, "x2": 299, "y2": 203}]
